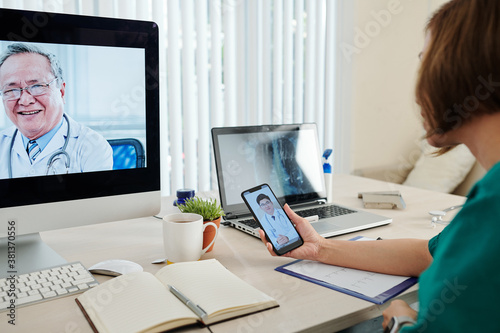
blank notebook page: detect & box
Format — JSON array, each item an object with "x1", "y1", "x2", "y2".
[
  {"x1": 154, "y1": 259, "x2": 276, "y2": 316},
  {"x1": 78, "y1": 272, "x2": 196, "y2": 333}
]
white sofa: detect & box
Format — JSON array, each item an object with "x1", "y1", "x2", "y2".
[{"x1": 354, "y1": 141, "x2": 485, "y2": 197}]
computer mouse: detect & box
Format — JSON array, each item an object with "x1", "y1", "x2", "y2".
[{"x1": 89, "y1": 259, "x2": 143, "y2": 277}]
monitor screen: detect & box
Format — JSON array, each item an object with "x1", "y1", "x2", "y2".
[
  {"x1": 0, "y1": 8, "x2": 160, "y2": 274},
  {"x1": 0, "y1": 42, "x2": 147, "y2": 178}
]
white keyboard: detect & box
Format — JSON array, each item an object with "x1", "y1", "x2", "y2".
[{"x1": 0, "y1": 262, "x2": 99, "y2": 311}]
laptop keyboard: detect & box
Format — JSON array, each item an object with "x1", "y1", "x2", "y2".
[
  {"x1": 240, "y1": 218, "x2": 260, "y2": 228},
  {"x1": 296, "y1": 205, "x2": 356, "y2": 219},
  {"x1": 239, "y1": 205, "x2": 356, "y2": 228}
]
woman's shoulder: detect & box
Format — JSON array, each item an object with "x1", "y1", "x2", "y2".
[
  {"x1": 467, "y1": 161, "x2": 500, "y2": 199},
  {"x1": 452, "y1": 162, "x2": 500, "y2": 237}
]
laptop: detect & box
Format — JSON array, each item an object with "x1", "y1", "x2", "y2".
[{"x1": 211, "y1": 123, "x2": 391, "y2": 238}]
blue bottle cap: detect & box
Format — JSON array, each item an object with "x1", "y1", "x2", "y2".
[
  {"x1": 176, "y1": 189, "x2": 195, "y2": 198},
  {"x1": 174, "y1": 189, "x2": 195, "y2": 206}
]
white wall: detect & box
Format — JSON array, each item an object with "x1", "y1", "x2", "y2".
[{"x1": 345, "y1": 0, "x2": 448, "y2": 173}]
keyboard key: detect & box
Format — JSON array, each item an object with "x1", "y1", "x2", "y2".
[
  {"x1": 61, "y1": 282, "x2": 71, "y2": 289},
  {"x1": 56, "y1": 289, "x2": 68, "y2": 296},
  {"x1": 42, "y1": 291, "x2": 57, "y2": 298},
  {"x1": 78, "y1": 277, "x2": 98, "y2": 284},
  {"x1": 19, "y1": 286, "x2": 30, "y2": 293},
  {"x1": 17, "y1": 294, "x2": 43, "y2": 305},
  {"x1": 39, "y1": 287, "x2": 51, "y2": 294}
]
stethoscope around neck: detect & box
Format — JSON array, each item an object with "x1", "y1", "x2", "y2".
[{"x1": 8, "y1": 113, "x2": 71, "y2": 178}]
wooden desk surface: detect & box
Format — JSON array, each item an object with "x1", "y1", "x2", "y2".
[{"x1": 0, "y1": 175, "x2": 465, "y2": 333}]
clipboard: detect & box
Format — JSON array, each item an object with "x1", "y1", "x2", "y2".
[{"x1": 275, "y1": 237, "x2": 418, "y2": 304}]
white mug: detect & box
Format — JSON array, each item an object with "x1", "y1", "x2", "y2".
[{"x1": 163, "y1": 213, "x2": 218, "y2": 264}]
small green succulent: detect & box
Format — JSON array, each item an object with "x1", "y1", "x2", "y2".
[{"x1": 177, "y1": 197, "x2": 225, "y2": 221}]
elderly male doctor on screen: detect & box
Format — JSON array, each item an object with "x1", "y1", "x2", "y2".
[
  {"x1": 0, "y1": 43, "x2": 113, "y2": 179},
  {"x1": 257, "y1": 193, "x2": 297, "y2": 248}
]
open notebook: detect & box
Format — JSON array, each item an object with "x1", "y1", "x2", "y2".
[
  {"x1": 211, "y1": 123, "x2": 391, "y2": 238},
  {"x1": 76, "y1": 259, "x2": 278, "y2": 332}
]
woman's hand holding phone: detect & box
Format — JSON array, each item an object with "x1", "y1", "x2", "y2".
[
  {"x1": 242, "y1": 184, "x2": 306, "y2": 255},
  {"x1": 258, "y1": 203, "x2": 325, "y2": 260}
]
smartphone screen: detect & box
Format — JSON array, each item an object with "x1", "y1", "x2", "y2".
[{"x1": 241, "y1": 183, "x2": 303, "y2": 255}]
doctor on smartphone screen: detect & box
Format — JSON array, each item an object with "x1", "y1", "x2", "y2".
[{"x1": 242, "y1": 184, "x2": 303, "y2": 255}]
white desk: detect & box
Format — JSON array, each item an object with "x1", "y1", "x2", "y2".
[{"x1": 0, "y1": 175, "x2": 465, "y2": 333}]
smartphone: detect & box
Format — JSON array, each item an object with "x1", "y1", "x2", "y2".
[{"x1": 241, "y1": 183, "x2": 303, "y2": 255}]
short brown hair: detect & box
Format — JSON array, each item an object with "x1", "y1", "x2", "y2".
[
  {"x1": 256, "y1": 193, "x2": 271, "y2": 205},
  {"x1": 416, "y1": 0, "x2": 500, "y2": 146}
]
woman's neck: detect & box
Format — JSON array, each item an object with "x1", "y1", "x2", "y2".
[{"x1": 461, "y1": 113, "x2": 500, "y2": 170}]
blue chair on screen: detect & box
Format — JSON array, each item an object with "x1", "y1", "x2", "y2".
[{"x1": 108, "y1": 138, "x2": 145, "y2": 169}]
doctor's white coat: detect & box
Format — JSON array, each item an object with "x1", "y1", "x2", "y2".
[{"x1": 0, "y1": 114, "x2": 113, "y2": 179}]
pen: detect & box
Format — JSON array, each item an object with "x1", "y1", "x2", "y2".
[{"x1": 169, "y1": 284, "x2": 208, "y2": 322}]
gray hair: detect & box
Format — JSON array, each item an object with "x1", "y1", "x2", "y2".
[{"x1": 0, "y1": 43, "x2": 64, "y2": 85}]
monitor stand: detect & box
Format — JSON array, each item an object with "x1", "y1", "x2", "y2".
[{"x1": 0, "y1": 233, "x2": 67, "y2": 278}]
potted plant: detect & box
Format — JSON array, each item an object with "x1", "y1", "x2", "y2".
[{"x1": 177, "y1": 197, "x2": 225, "y2": 252}]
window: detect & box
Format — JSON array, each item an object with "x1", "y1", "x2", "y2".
[{"x1": 1, "y1": 0, "x2": 346, "y2": 195}]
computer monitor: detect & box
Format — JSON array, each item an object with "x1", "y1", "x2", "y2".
[{"x1": 0, "y1": 8, "x2": 161, "y2": 276}]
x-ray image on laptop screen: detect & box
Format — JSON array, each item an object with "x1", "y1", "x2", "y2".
[{"x1": 213, "y1": 124, "x2": 325, "y2": 208}]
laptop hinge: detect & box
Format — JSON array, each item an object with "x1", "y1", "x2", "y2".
[
  {"x1": 225, "y1": 212, "x2": 237, "y2": 219},
  {"x1": 290, "y1": 199, "x2": 327, "y2": 209},
  {"x1": 225, "y1": 210, "x2": 253, "y2": 220}
]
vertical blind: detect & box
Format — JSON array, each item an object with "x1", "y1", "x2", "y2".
[{"x1": 1, "y1": 0, "x2": 340, "y2": 196}]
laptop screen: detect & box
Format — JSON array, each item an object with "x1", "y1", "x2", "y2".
[{"x1": 212, "y1": 123, "x2": 327, "y2": 216}]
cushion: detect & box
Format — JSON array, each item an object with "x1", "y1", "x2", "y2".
[{"x1": 403, "y1": 140, "x2": 476, "y2": 193}]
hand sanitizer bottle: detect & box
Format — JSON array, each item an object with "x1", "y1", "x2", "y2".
[{"x1": 322, "y1": 149, "x2": 333, "y2": 203}]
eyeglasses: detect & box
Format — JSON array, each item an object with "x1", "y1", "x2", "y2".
[
  {"x1": 0, "y1": 78, "x2": 58, "y2": 101},
  {"x1": 259, "y1": 200, "x2": 273, "y2": 208}
]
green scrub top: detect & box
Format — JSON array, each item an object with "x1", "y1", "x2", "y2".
[{"x1": 402, "y1": 162, "x2": 500, "y2": 332}]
